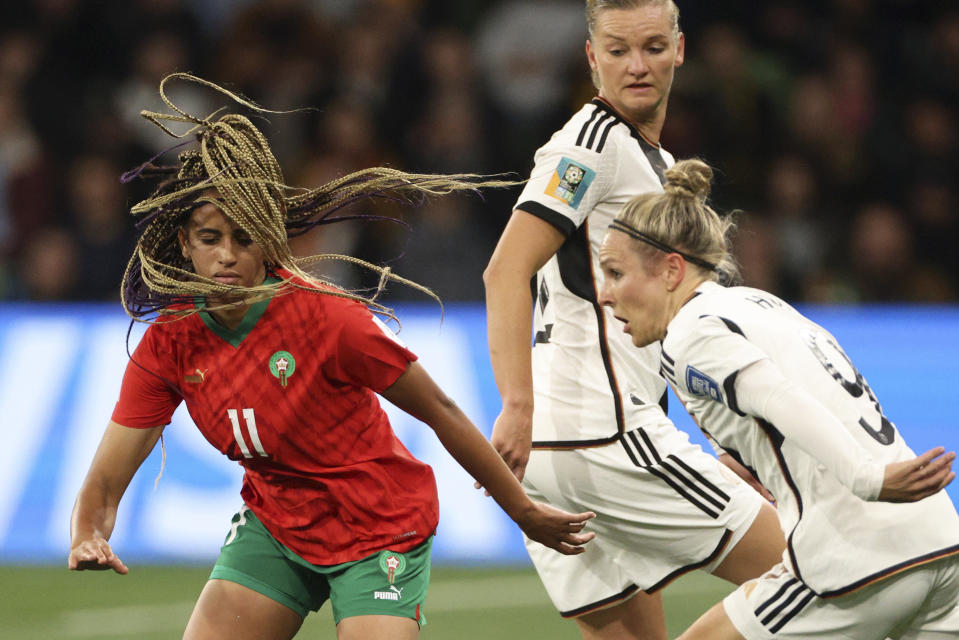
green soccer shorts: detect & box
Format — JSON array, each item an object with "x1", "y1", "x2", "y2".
[{"x1": 210, "y1": 506, "x2": 432, "y2": 624}]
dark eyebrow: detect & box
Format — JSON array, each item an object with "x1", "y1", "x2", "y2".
[{"x1": 195, "y1": 227, "x2": 223, "y2": 235}]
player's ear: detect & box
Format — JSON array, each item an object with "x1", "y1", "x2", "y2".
[
  {"x1": 664, "y1": 253, "x2": 686, "y2": 291},
  {"x1": 586, "y1": 39, "x2": 598, "y2": 72},
  {"x1": 177, "y1": 227, "x2": 191, "y2": 260},
  {"x1": 675, "y1": 32, "x2": 685, "y2": 67}
]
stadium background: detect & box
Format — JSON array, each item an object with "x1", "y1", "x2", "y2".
[{"x1": 0, "y1": 1, "x2": 957, "y2": 638}]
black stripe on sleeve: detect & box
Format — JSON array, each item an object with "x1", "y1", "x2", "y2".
[
  {"x1": 585, "y1": 113, "x2": 613, "y2": 150},
  {"x1": 575, "y1": 107, "x2": 602, "y2": 147},
  {"x1": 595, "y1": 118, "x2": 617, "y2": 153},
  {"x1": 661, "y1": 366, "x2": 677, "y2": 385},
  {"x1": 516, "y1": 201, "x2": 577, "y2": 237}
]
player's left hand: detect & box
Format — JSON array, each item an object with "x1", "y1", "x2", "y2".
[
  {"x1": 517, "y1": 501, "x2": 596, "y2": 555},
  {"x1": 879, "y1": 447, "x2": 956, "y2": 502}
]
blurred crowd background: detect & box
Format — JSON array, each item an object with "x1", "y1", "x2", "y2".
[{"x1": 0, "y1": 0, "x2": 955, "y2": 305}]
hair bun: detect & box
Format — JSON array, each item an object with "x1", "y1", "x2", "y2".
[{"x1": 663, "y1": 159, "x2": 713, "y2": 202}]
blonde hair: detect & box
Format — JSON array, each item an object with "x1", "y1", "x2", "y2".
[
  {"x1": 613, "y1": 158, "x2": 740, "y2": 284},
  {"x1": 122, "y1": 73, "x2": 514, "y2": 322},
  {"x1": 585, "y1": 0, "x2": 681, "y2": 89},
  {"x1": 585, "y1": 0, "x2": 680, "y2": 39}
]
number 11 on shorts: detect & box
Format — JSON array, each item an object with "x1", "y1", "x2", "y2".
[{"x1": 228, "y1": 408, "x2": 269, "y2": 458}]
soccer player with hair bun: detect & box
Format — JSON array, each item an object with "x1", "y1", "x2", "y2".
[
  {"x1": 599, "y1": 157, "x2": 959, "y2": 640},
  {"x1": 68, "y1": 74, "x2": 596, "y2": 640}
]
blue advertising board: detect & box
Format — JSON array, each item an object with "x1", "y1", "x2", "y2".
[{"x1": 0, "y1": 303, "x2": 956, "y2": 565}]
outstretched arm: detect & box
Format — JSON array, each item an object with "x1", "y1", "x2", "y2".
[
  {"x1": 381, "y1": 361, "x2": 595, "y2": 555},
  {"x1": 69, "y1": 421, "x2": 164, "y2": 574},
  {"x1": 482, "y1": 209, "x2": 565, "y2": 482},
  {"x1": 735, "y1": 359, "x2": 955, "y2": 502}
]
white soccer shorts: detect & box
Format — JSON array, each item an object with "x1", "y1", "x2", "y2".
[
  {"x1": 522, "y1": 423, "x2": 765, "y2": 616},
  {"x1": 724, "y1": 557, "x2": 959, "y2": 639}
]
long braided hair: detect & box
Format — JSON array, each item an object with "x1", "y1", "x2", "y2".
[{"x1": 121, "y1": 73, "x2": 513, "y2": 322}]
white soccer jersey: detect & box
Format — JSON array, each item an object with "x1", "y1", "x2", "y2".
[
  {"x1": 663, "y1": 281, "x2": 959, "y2": 595},
  {"x1": 516, "y1": 98, "x2": 674, "y2": 446}
]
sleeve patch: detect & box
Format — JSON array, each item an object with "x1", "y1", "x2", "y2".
[
  {"x1": 545, "y1": 157, "x2": 595, "y2": 209},
  {"x1": 685, "y1": 366, "x2": 723, "y2": 403}
]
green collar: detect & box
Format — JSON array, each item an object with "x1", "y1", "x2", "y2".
[{"x1": 197, "y1": 276, "x2": 281, "y2": 348}]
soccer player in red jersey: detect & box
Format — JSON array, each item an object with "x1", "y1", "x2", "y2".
[{"x1": 67, "y1": 74, "x2": 595, "y2": 640}]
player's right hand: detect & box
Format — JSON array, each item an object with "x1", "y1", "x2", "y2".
[
  {"x1": 68, "y1": 535, "x2": 129, "y2": 574},
  {"x1": 879, "y1": 447, "x2": 956, "y2": 503},
  {"x1": 519, "y1": 501, "x2": 596, "y2": 556}
]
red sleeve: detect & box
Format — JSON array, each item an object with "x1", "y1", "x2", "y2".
[
  {"x1": 323, "y1": 301, "x2": 418, "y2": 392},
  {"x1": 111, "y1": 325, "x2": 183, "y2": 428}
]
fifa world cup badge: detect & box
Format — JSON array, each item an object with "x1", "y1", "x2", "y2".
[
  {"x1": 379, "y1": 551, "x2": 407, "y2": 584},
  {"x1": 269, "y1": 350, "x2": 296, "y2": 387}
]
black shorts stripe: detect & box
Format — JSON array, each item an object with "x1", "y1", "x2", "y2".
[
  {"x1": 626, "y1": 430, "x2": 654, "y2": 465},
  {"x1": 660, "y1": 458, "x2": 727, "y2": 511},
  {"x1": 621, "y1": 430, "x2": 726, "y2": 519},
  {"x1": 759, "y1": 580, "x2": 809, "y2": 625},
  {"x1": 754, "y1": 577, "x2": 797, "y2": 617},
  {"x1": 768, "y1": 589, "x2": 816, "y2": 634},
  {"x1": 637, "y1": 428, "x2": 663, "y2": 463},
  {"x1": 661, "y1": 362, "x2": 675, "y2": 376},
  {"x1": 648, "y1": 467, "x2": 721, "y2": 518},
  {"x1": 761, "y1": 581, "x2": 808, "y2": 625},
  {"x1": 668, "y1": 454, "x2": 731, "y2": 501},
  {"x1": 661, "y1": 349, "x2": 675, "y2": 365},
  {"x1": 575, "y1": 107, "x2": 603, "y2": 147}
]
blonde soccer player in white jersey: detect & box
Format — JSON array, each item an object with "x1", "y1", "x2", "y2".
[
  {"x1": 482, "y1": 2, "x2": 786, "y2": 638},
  {"x1": 597, "y1": 157, "x2": 959, "y2": 640}
]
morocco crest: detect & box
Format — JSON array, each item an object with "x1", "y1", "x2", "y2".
[
  {"x1": 379, "y1": 551, "x2": 407, "y2": 585},
  {"x1": 269, "y1": 350, "x2": 296, "y2": 387}
]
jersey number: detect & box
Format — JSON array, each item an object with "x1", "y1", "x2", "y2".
[
  {"x1": 227, "y1": 408, "x2": 269, "y2": 458},
  {"x1": 802, "y1": 330, "x2": 895, "y2": 446}
]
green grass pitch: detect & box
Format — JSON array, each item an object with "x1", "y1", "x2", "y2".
[{"x1": 0, "y1": 564, "x2": 733, "y2": 639}]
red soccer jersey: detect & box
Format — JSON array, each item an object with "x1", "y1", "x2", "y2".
[{"x1": 112, "y1": 273, "x2": 439, "y2": 565}]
